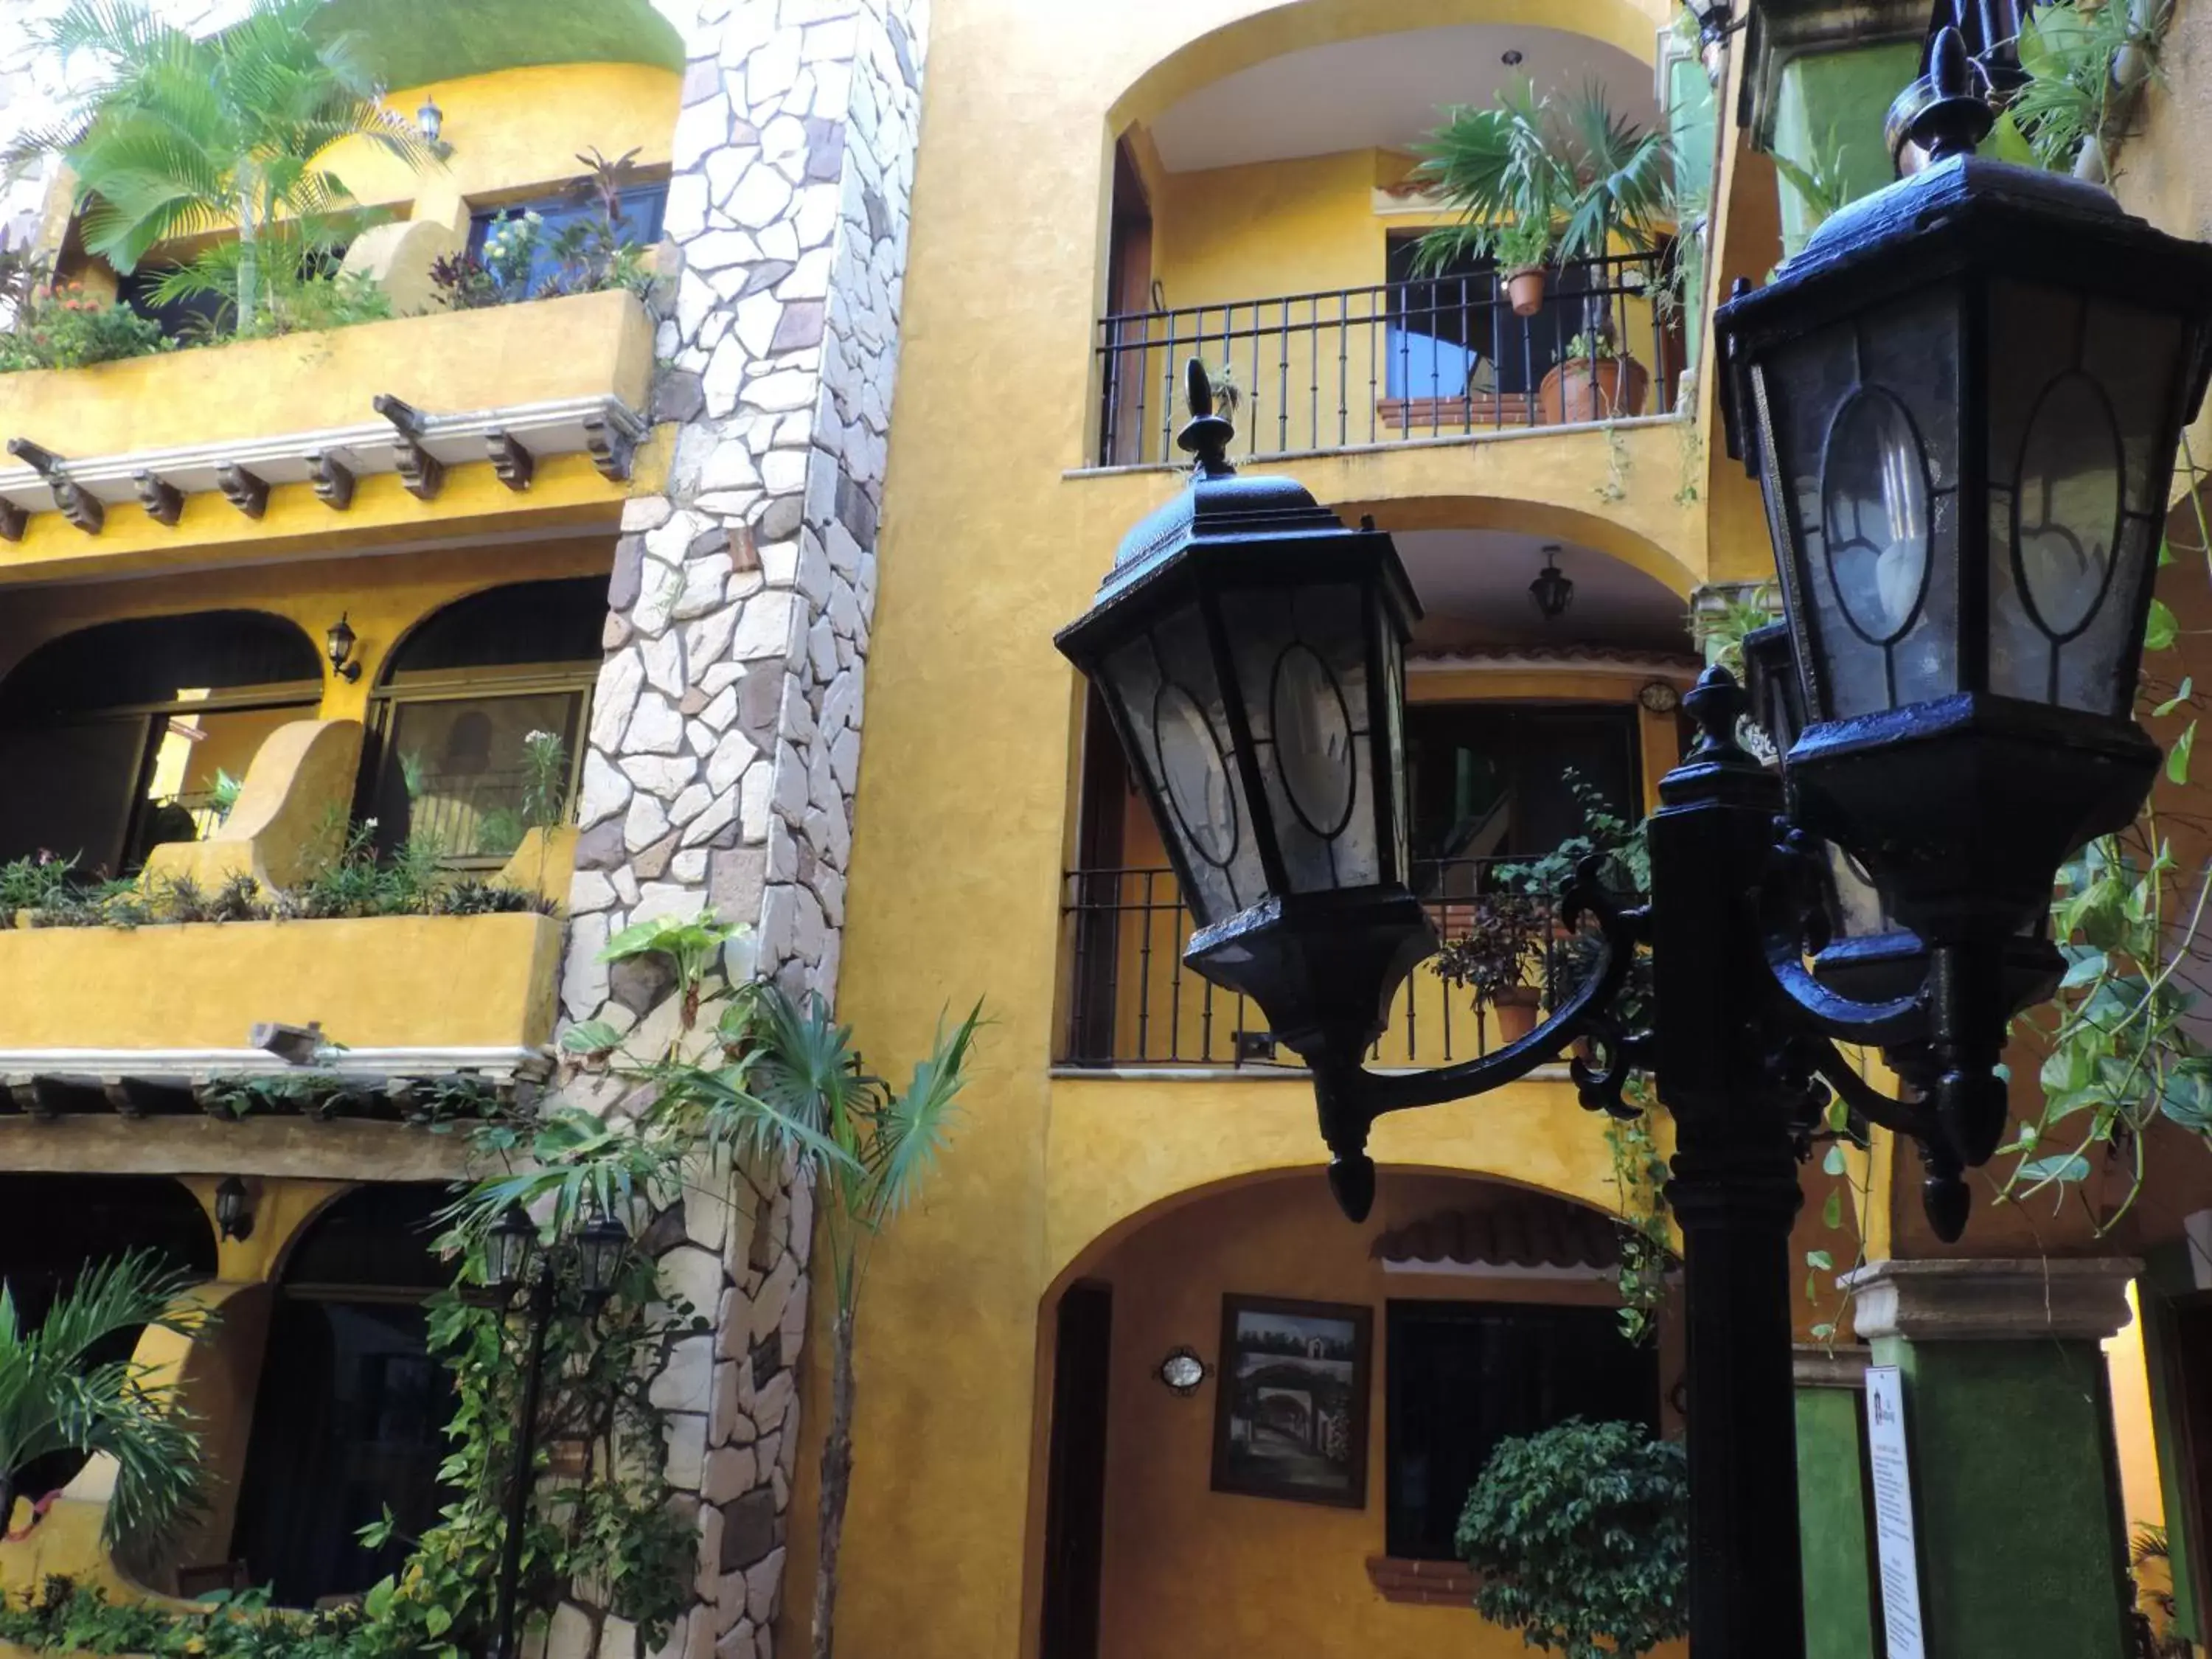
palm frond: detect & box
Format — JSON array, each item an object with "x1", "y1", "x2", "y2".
[
  {"x1": 28, "y1": 1253, "x2": 205, "y2": 1370},
  {"x1": 858, "y1": 1002, "x2": 982, "y2": 1228}
]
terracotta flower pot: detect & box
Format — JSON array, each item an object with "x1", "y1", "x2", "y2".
[
  {"x1": 1505, "y1": 266, "x2": 1548, "y2": 319},
  {"x1": 1487, "y1": 984, "x2": 1542, "y2": 1045},
  {"x1": 1537, "y1": 355, "x2": 1651, "y2": 425}
]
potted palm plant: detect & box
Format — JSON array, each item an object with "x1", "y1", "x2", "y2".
[
  {"x1": 1418, "y1": 81, "x2": 1673, "y2": 418},
  {"x1": 1413, "y1": 79, "x2": 1567, "y2": 316}
]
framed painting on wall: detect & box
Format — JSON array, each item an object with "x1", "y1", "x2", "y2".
[{"x1": 1210, "y1": 1293, "x2": 1373, "y2": 1508}]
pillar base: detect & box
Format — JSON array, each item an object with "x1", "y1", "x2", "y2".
[{"x1": 1838, "y1": 1256, "x2": 2141, "y2": 1659}]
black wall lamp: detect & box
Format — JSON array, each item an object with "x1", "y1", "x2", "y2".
[
  {"x1": 1530, "y1": 545, "x2": 1573, "y2": 622},
  {"x1": 325, "y1": 613, "x2": 361, "y2": 682},
  {"x1": 416, "y1": 93, "x2": 443, "y2": 145},
  {"x1": 214, "y1": 1176, "x2": 255, "y2": 1243}
]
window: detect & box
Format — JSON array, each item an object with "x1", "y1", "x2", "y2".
[
  {"x1": 1403, "y1": 702, "x2": 1641, "y2": 870},
  {"x1": 1384, "y1": 234, "x2": 1603, "y2": 401},
  {"x1": 467, "y1": 181, "x2": 668, "y2": 295},
  {"x1": 1385, "y1": 1301, "x2": 1659, "y2": 1560},
  {"x1": 366, "y1": 578, "x2": 605, "y2": 866},
  {"x1": 0, "y1": 611, "x2": 323, "y2": 874}
]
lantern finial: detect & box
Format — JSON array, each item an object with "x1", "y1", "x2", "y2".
[
  {"x1": 1910, "y1": 26, "x2": 1995, "y2": 160},
  {"x1": 1176, "y1": 358, "x2": 1236, "y2": 479}
]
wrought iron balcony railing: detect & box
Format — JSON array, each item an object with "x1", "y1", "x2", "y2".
[
  {"x1": 1059, "y1": 855, "x2": 1610, "y2": 1071},
  {"x1": 1093, "y1": 254, "x2": 1683, "y2": 468}
]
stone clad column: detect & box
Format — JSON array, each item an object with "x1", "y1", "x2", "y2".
[
  {"x1": 557, "y1": 4, "x2": 926, "y2": 1658},
  {"x1": 1840, "y1": 1256, "x2": 2142, "y2": 1659}
]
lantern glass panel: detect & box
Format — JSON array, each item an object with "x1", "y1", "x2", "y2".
[
  {"x1": 1099, "y1": 603, "x2": 1266, "y2": 925},
  {"x1": 1987, "y1": 282, "x2": 2185, "y2": 716},
  {"x1": 1762, "y1": 284, "x2": 1963, "y2": 720},
  {"x1": 1379, "y1": 611, "x2": 1410, "y2": 880},
  {"x1": 1217, "y1": 582, "x2": 1376, "y2": 894}
]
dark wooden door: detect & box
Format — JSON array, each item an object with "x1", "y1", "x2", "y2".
[{"x1": 1040, "y1": 1281, "x2": 1113, "y2": 1659}]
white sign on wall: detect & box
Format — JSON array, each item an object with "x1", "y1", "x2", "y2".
[{"x1": 1865, "y1": 1365, "x2": 1927, "y2": 1659}]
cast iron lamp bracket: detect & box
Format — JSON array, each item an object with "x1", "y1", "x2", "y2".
[{"x1": 1307, "y1": 667, "x2": 2026, "y2": 1243}]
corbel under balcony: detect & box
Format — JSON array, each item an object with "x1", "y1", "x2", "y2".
[{"x1": 0, "y1": 392, "x2": 648, "y2": 540}]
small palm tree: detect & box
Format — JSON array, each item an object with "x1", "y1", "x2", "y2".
[
  {"x1": 0, "y1": 1252, "x2": 211, "y2": 1549},
  {"x1": 8, "y1": 0, "x2": 438, "y2": 331},
  {"x1": 709, "y1": 982, "x2": 978, "y2": 1659}
]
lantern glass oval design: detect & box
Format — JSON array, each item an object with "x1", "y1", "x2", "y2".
[
  {"x1": 1153, "y1": 682, "x2": 1239, "y2": 867},
  {"x1": 1270, "y1": 643, "x2": 1357, "y2": 838},
  {"x1": 2013, "y1": 372, "x2": 2124, "y2": 641},
  {"x1": 1820, "y1": 390, "x2": 1932, "y2": 646}
]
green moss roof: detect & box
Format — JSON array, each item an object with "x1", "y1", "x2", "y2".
[{"x1": 307, "y1": 0, "x2": 685, "y2": 89}]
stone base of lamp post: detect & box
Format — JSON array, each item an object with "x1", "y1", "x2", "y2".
[{"x1": 1840, "y1": 1256, "x2": 2142, "y2": 1659}]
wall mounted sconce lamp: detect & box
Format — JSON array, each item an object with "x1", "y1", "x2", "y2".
[
  {"x1": 1156, "y1": 1346, "x2": 1211, "y2": 1396},
  {"x1": 326, "y1": 613, "x2": 361, "y2": 682},
  {"x1": 417, "y1": 94, "x2": 444, "y2": 144},
  {"x1": 215, "y1": 1176, "x2": 256, "y2": 1243}
]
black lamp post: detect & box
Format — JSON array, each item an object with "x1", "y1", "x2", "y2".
[
  {"x1": 1055, "y1": 33, "x2": 2212, "y2": 1655},
  {"x1": 481, "y1": 1203, "x2": 628, "y2": 1659}
]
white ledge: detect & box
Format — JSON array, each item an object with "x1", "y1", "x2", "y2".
[
  {"x1": 0, "y1": 1043, "x2": 549, "y2": 1082},
  {"x1": 0, "y1": 392, "x2": 647, "y2": 512}
]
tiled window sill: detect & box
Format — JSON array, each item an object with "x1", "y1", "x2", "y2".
[{"x1": 1365, "y1": 1554, "x2": 1478, "y2": 1607}]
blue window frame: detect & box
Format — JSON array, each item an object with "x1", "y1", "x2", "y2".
[{"x1": 466, "y1": 181, "x2": 668, "y2": 296}]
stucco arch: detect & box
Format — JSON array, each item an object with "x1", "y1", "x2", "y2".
[
  {"x1": 1108, "y1": 0, "x2": 1675, "y2": 136},
  {"x1": 1042, "y1": 1075, "x2": 1621, "y2": 1287},
  {"x1": 1340, "y1": 490, "x2": 1703, "y2": 599},
  {"x1": 1043, "y1": 1158, "x2": 1621, "y2": 1306}
]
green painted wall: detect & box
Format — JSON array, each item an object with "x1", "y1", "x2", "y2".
[
  {"x1": 1769, "y1": 42, "x2": 1920, "y2": 257},
  {"x1": 308, "y1": 0, "x2": 686, "y2": 88},
  {"x1": 1795, "y1": 1385, "x2": 1879, "y2": 1659},
  {"x1": 1879, "y1": 1335, "x2": 2135, "y2": 1659}
]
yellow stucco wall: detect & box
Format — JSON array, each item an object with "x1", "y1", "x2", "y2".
[
  {"x1": 1082, "y1": 1169, "x2": 1684, "y2": 1659},
  {"x1": 0, "y1": 911, "x2": 562, "y2": 1050},
  {"x1": 796, "y1": 5, "x2": 1706, "y2": 1659}
]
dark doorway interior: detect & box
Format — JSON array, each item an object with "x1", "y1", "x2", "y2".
[
  {"x1": 228, "y1": 1183, "x2": 454, "y2": 1607},
  {"x1": 1040, "y1": 1281, "x2": 1114, "y2": 1659},
  {"x1": 1385, "y1": 1299, "x2": 1660, "y2": 1560}
]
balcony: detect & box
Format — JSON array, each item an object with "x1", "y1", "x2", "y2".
[
  {"x1": 1058, "y1": 855, "x2": 1610, "y2": 1073},
  {"x1": 1093, "y1": 254, "x2": 1683, "y2": 469},
  {"x1": 0, "y1": 289, "x2": 653, "y2": 576}
]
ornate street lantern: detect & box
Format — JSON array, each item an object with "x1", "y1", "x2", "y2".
[
  {"x1": 1529, "y1": 546, "x2": 1574, "y2": 622},
  {"x1": 575, "y1": 1206, "x2": 630, "y2": 1304},
  {"x1": 1717, "y1": 30, "x2": 2212, "y2": 1166},
  {"x1": 1055, "y1": 363, "x2": 1431, "y2": 1091},
  {"x1": 484, "y1": 1203, "x2": 537, "y2": 1295}
]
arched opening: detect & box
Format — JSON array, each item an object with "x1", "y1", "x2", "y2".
[
  {"x1": 1057, "y1": 518, "x2": 1690, "y2": 1069},
  {"x1": 1095, "y1": 4, "x2": 1689, "y2": 466},
  {"x1": 0, "y1": 1175, "x2": 218, "y2": 1508},
  {"x1": 0, "y1": 612, "x2": 322, "y2": 874},
  {"x1": 1035, "y1": 1169, "x2": 1665, "y2": 1659},
  {"x1": 225, "y1": 1183, "x2": 456, "y2": 1608},
  {"x1": 364, "y1": 577, "x2": 606, "y2": 866}
]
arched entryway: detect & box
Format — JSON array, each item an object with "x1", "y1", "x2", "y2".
[
  {"x1": 226, "y1": 1183, "x2": 454, "y2": 1607},
  {"x1": 1036, "y1": 1168, "x2": 1669, "y2": 1659},
  {"x1": 0, "y1": 611, "x2": 322, "y2": 874},
  {"x1": 0, "y1": 1175, "x2": 218, "y2": 1510}
]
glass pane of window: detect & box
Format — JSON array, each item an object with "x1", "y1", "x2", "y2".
[
  {"x1": 467, "y1": 182, "x2": 668, "y2": 297},
  {"x1": 372, "y1": 692, "x2": 582, "y2": 863},
  {"x1": 1384, "y1": 237, "x2": 1603, "y2": 400},
  {"x1": 1385, "y1": 1301, "x2": 1659, "y2": 1560},
  {"x1": 130, "y1": 702, "x2": 310, "y2": 868},
  {"x1": 1402, "y1": 703, "x2": 1641, "y2": 875}
]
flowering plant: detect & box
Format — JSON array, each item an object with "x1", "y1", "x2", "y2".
[{"x1": 0, "y1": 279, "x2": 168, "y2": 371}]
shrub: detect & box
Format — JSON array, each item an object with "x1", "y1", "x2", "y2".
[
  {"x1": 0, "y1": 282, "x2": 167, "y2": 371},
  {"x1": 1455, "y1": 1418, "x2": 1688, "y2": 1659}
]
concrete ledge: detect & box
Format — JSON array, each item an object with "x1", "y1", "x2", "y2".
[
  {"x1": 1793, "y1": 1343, "x2": 1874, "y2": 1387},
  {"x1": 0, "y1": 1113, "x2": 477, "y2": 1181},
  {"x1": 1840, "y1": 1256, "x2": 2140, "y2": 1343}
]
